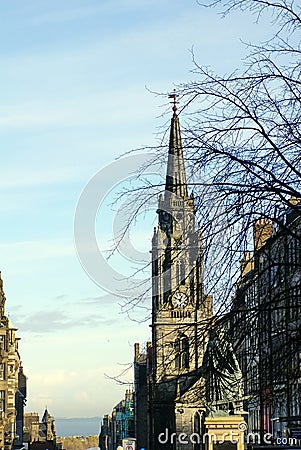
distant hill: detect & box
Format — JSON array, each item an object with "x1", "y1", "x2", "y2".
[{"x1": 56, "y1": 417, "x2": 101, "y2": 437}]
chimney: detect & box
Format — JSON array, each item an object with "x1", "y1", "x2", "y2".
[
  {"x1": 240, "y1": 251, "x2": 254, "y2": 277},
  {"x1": 253, "y1": 218, "x2": 273, "y2": 251},
  {"x1": 134, "y1": 343, "x2": 140, "y2": 362}
]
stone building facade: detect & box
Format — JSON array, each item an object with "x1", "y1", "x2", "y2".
[
  {"x1": 0, "y1": 273, "x2": 26, "y2": 450},
  {"x1": 232, "y1": 205, "x2": 301, "y2": 440},
  {"x1": 24, "y1": 408, "x2": 57, "y2": 447}
]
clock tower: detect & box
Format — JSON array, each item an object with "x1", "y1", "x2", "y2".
[{"x1": 149, "y1": 100, "x2": 212, "y2": 449}]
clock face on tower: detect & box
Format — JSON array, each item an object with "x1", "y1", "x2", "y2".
[{"x1": 172, "y1": 291, "x2": 188, "y2": 308}]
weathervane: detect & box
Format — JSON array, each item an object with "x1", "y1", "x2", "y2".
[{"x1": 168, "y1": 89, "x2": 179, "y2": 114}]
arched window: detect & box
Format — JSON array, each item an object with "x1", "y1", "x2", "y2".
[{"x1": 175, "y1": 334, "x2": 189, "y2": 369}]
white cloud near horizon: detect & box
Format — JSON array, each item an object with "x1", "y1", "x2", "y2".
[{"x1": 25, "y1": 365, "x2": 133, "y2": 418}]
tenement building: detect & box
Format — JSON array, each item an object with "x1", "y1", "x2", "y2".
[
  {"x1": 0, "y1": 272, "x2": 26, "y2": 450},
  {"x1": 232, "y1": 203, "x2": 301, "y2": 440}
]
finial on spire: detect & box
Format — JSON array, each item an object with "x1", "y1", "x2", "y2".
[{"x1": 168, "y1": 89, "x2": 178, "y2": 115}]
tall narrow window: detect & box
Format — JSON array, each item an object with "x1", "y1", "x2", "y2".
[
  {"x1": 180, "y1": 260, "x2": 185, "y2": 285},
  {"x1": 182, "y1": 337, "x2": 189, "y2": 368},
  {"x1": 174, "y1": 334, "x2": 189, "y2": 369},
  {"x1": 0, "y1": 391, "x2": 5, "y2": 412},
  {"x1": 193, "y1": 413, "x2": 201, "y2": 450},
  {"x1": 0, "y1": 364, "x2": 5, "y2": 381},
  {"x1": 0, "y1": 335, "x2": 5, "y2": 351},
  {"x1": 175, "y1": 338, "x2": 181, "y2": 369},
  {"x1": 176, "y1": 263, "x2": 180, "y2": 286}
]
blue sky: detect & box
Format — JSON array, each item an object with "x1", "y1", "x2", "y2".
[{"x1": 0, "y1": 0, "x2": 271, "y2": 434}]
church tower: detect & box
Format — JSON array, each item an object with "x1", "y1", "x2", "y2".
[{"x1": 149, "y1": 99, "x2": 212, "y2": 449}]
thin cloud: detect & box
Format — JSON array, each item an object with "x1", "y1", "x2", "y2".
[
  {"x1": 0, "y1": 167, "x2": 80, "y2": 189},
  {"x1": 55, "y1": 294, "x2": 68, "y2": 300},
  {"x1": 30, "y1": 5, "x2": 106, "y2": 25},
  {"x1": 14, "y1": 309, "x2": 113, "y2": 334},
  {"x1": 0, "y1": 240, "x2": 75, "y2": 263},
  {"x1": 0, "y1": 89, "x2": 158, "y2": 131},
  {"x1": 78, "y1": 293, "x2": 119, "y2": 305},
  {"x1": 30, "y1": 1, "x2": 144, "y2": 26}
]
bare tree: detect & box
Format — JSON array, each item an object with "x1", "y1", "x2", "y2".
[
  {"x1": 164, "y1": 0, "x2": 301, "y2": 435},
  {"x1": 108, "y1": 0, "x2": 301, "y2": 442},
  {"x1": 145, "y1": 0, "x2": 301, "y2": 437},
  {"x1": 162, "y1": 0, "x2": 301, "y2": 305}
]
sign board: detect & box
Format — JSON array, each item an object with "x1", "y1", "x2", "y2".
[{"x1": 122, "y1": 438, "x2": 136, "y2": 450}]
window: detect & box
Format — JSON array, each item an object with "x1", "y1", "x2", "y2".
[
  {"x1": 0, "y1": 335, "x2": 5, "y2": 351},
  {"x1": 175, "y1": 335, "x2": 189, "y2": 369},
  {"x1": 193, "y1": 413, "x2": 201, "y2": 450},
  {"x1": 0, "y1": 364, "x2": 5, "y2": 380},
  {"x1": 180, "y1": 260, "x2": 185, "y2": 285},
  {"x1": 0, "y1": 391, "x2": 5, "y2": 412},
  {"x1": 176, "y1": 263, "x2": 180, "y2": 285}
]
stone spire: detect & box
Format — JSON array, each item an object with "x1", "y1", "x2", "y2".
[{"x1": 165, "y1": 95, "x2": 188, "y2": 200}]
